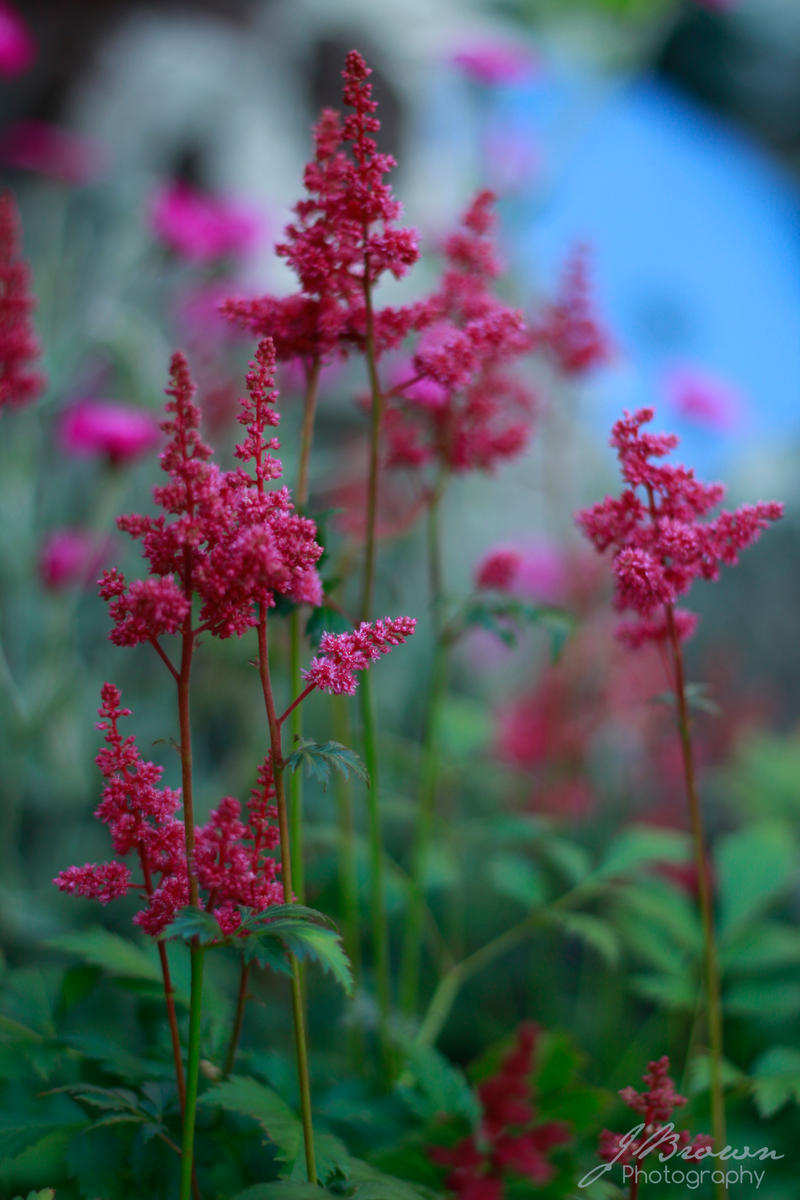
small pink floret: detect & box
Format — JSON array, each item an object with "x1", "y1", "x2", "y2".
[
  {"x1": 59, "y1": 400, "x2": 161, "y2": 465},
  {"x1": 0, "y1": 121, "x2": 105, "y2": 184},
  {"x1": 39, "y1": 528, "x2": 112, "y2": 590},
  {"x1": 663, "y1": 363, "x2": 744, "y2": 432},
  {"x1": 303, "y1": 616, "x2": 416, "y2": 695},
  {"x1": 450, "y1": 38, "x2": 540, "y2": 85}
]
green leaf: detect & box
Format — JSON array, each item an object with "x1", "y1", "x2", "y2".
[
  {"x1": 46, "y1": 929, "x2": 168, "y2": 987},
  {"x1": 487, "y1": 854, "x2": 545, "y2": 908},
  {"x1": 201, "y1": 1076, "x2": 301, "y2": 1165},
  {"x1": 651, "y1": 682, "x2": 720, "y2": 716},
  {"x1": 594, "y1": 826, "x2": 690, "y2": 880},
  {"x1": 725, "y1": 979, "x2": 800, "y2": 1018},
  {"x1": 720, "y1": 921, "x2": 800, "y2": 974},
  {"x1": 201, "y1": 1077, "x2": 349, "y2": 1182},
  {"x1": 0, "y1": 1100, "x2": 85, "y2": 1159},
  {"x1": 11, "y1": 1191, "x2": 56, "y2": 1200},
  {"x1": 685, "y1": 1053, "x2": 747, "y2": 1096},
  {"x1": 537, "y1": 836, "x2": 591, "y2": 885},
  {"x1": 239, "y1": 909, "x2": 353, "y2": 994},
  {"x1": 750, "y1": 1047, "x2": 800, "y2": 1117},
  {"x1": 631, "y1": 973, "x2": 699, "y2": 1011},
  {"x1": 396, "y1": 1041, "x2": 480, "y2": 1124},
  {"x1": 461, "y1": 597, "x2": 573, "y2": 659},
  {"x1": 231, "y1": 1187, "x2": 323, "y2": 1200},
  {"x1": 549, "y1": 912, "x2": 620, "y2": 967},
  {"x1": 284, "y1": 740, "x2": 369, "y2": 790},
  {"x1": 346, "y1": 1158, "x2": 438, "y2": 1199},
  {"x1": 305, "y1": 605, "x2": 353, "y2": 648},
  {"x1": 716, "y1": 823, "x2": 797, "y2": 938},
  {"x1": 160, "y1": 906, "x2": 224, "y2": 946}
]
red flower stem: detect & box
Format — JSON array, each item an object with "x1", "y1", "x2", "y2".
[
  {"x1": 150, "y1": 637, "x2": 179, "y2": 682},
  {"x1": 279, "y1": 684, "x2": 316, "y2": 728},
  {"x1": 297, "y1": 355, "x2": 321, "y2": 507},
  {"x1": 140, "y1": 848, "x2": 186, "y2": 1111},
  {"x1": 223, "y1": 961, "x2": 251, "y2": 1078},
  {"x1": 359, "y1": 266, "x2": 383, "y2": 624},
  {"x1": 257, "y1": 606, "x2": 317, "y2": 1185},
  {"x1": 629, "y1": 1173, "x2": 639, "y2": 1200},
  {"x1": 665, "y1": 603, "x2": 727, "y2": 1198}
]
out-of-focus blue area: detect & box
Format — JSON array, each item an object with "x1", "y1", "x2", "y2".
[{"x1": 493, "y1": 69, "x2": 800, "y2": 471}]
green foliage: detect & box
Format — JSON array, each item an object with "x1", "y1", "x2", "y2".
[
  {"x1": 305, "y1": 605, "x2": 353, "y2": 647},
  {"x1": 460, "y1": 596, "x2": 573, "y2": 660},
  {"x1": 284, "y1": 740, "x2": 369, "y2": 790},
  {"x1": 201, "y1": 1075, "x2": 350, "y2": 1183},
  {"x1": 716, "y1": 822, "x2": 797, "y2": 938},
  {"x1": 11, "y1": 1192, "x2": 56, "y2": 1200},
  {"x1": 487, "y1": 853, "x2": 545, "y2": 908},
  {"x1": 548, "y1": 911, "x2": 620, "y2": 968},
  {"x1": 239, "y1": 908, "x2": 353, "y2": 994},
  {"x1": 47, "y1": 928, "x2": 184, "y2": 996},
  {"x1": 161, "y1": 907, "x2": 224, "y2": 946},
  {"x1": 592, "y1": 825, "x2": 691, "y2": 880},
  {"x1": 750, "y1": 1047, "x2": 800, "y2": 1117},
  {"x1": 395, "y1": 1040, "x2": 480, "y2": 1125}
]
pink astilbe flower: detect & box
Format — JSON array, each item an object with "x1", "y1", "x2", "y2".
[
  {"x1": 475, "y1": 542, "x2": 568, "y2": 602},
  {"x1": 598, "y1": 1056, "x2": 713, "y2": 1169},
  {"x1": 150, "y1": 181, "x2": 262, "y2": 263},
  {"x1": 303, "y1": 616, "x2": 416, "y2": 696},
  {"x1": 54, "y1": 685, "x2": 283, "y2": 937},
  {"x1": 102, "y1": 340, "x2": 322, "y2": 649},
  {"x1": 59, "y1": 400, "x2": 161, "y2": 465},
  {"x1": 0, "y1": 191, "x2": 44, "y2": 411},
  {"x1": 385, "y1": 191, "x2": 534, "y2": 474},
  {"x1": 663, "y1": 362, "x2": 744, "y2": 432},
  {"x1": 576, "y1": 407, "x2": 783, "y2": 646},
  {"x1": 449, "y1": 38, "x2": 540, "y2": 86},
  {"x1": 429, "y1": 1024, "x2": 570, "y2": 1198},
  {"x1": 0, "y1": 2, "x2": 34, "y2": 78},
  {"x1": 224, "y1": 50, "x2": 420, "y2": 366},
  {"x1": 529, "y1": 245, "x2": 611, "y2": 376}
]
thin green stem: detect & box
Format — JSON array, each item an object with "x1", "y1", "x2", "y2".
[
  {"x1": 399, "y1": 483, "x2": 448, "y2": 1017},
  {"x1": 223, "y1": 961, "x2": 251, "y2": 1079},
  {"x1": 140, "y1": 848, "x2": 186, "y2": 1111},
  {"x1": 666, "y1": 604, "x2": 727, "y2": 1197},
  {"x1": 257, "y1": 610, "x2": 317, "y2": 1184},
  {"x1": 359, "y1": 270, "x2": 383, "y2": 624},
  {"x1": 179, "y1": 946, "x2": 205, "y2": 1200},
  {"x1": 332, "y1": 694, "x2": 365, "y2": 1066},
  {"x1": 359, "y1": 672, "x2": 393, "y2": 1079},
  {"x1": 289, "y1": 356, "x2": 322, "y2": 904}
]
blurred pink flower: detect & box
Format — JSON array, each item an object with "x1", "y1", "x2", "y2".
[
  {"x1": 450, "y1": 38, "x2": 540, "y2": 86},
  {"x1": 663, "y1": 363, "x2": 745, "y2": 432},
  {"x1": 150, "y1": 182, "x2": 263, "y2": 263},
  {"x1": 475, "y1": 541, "x2": 568, "y2": 603},
  {"x1": 0, "y1": 121, "x2": 105, "y2": 185},
  {"x1": 39, "y1": 529, "x2": 113, "y2": 590},
  {"x1": 60, "y1": 400, "x2": 160, "y2": 466},
  {"x1": 0, "y1": 2, "x2": 34, "y2": 78}
]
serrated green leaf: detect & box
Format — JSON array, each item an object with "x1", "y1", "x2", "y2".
[
  {"x1": 716, "y1": 823, "x2": 797, "y2": 938},
  {"x1": 720, "y1": 921, "x2": 800, "y2": 974},
  {"x1": 230, "y1": 1186, "x2": 322, "y2": 1200},
  {"x1": 397, "y1": 1041, "x2": 480, "y2": 1124},
  {"x1": 201, "y1": 1076, "x2": 301, "y2": 1164},
  {"x1": 0, "y1": 1100, "x2": 85, "y2": 1159},
  {"x1": 750, "y1": 1047, "x2": 800, "y2": 1117},
  {"x1": 549, "y1": 912, "x2": 620, "y2": 967},
  {"x1": 160, "y1": 906, "x2": 224, "y2": 946},
  {"x1": 594, "y1": 827, "x2": 690, "y2": 880},
  {"x1": 347, "y1": 1158, "x2": 437, "y2": 1199},
  {"x1": 487, "y1": 853, "x2": 545, "y2": 908},
  {"x1": 284, "y1": 740, "x2": 369, "y2": 790},
  {"x1": 631, "y1": 973, "x2": 699, "y2": 1011},
  {"x1": 46, "y1": 929, "x2": 167, "y2": 987}
]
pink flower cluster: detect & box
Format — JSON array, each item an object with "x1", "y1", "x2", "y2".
[
  {"x1": 100, "y1": 338, "x2": 322, "y2": 647},
  {"x1": 303, "y1": 617, "x2": 417, "y2": 696},
  {"x1": 224, "y1": 50, "x2": 419, "y2": 365},
  {"x1": 429, "y1": 1024, "x2": 570, "y2": 1199},
  {"x1": 529, "y1": 245, "x2": 611, "y2": 376},
  {"x1": 54, "y1": 684, "x2": 283, "y2": 936},
  {"x1": 384, "y1": 191, "x2": 534, "y2": 473},
  {"x1": 598, "y1": 1056, "x2": 712, "y2": 1168},
  {"x1": 0, "y1": 1, "x2": 34, "y2": 78},
  {"x1": 0, "y1": 191, "x2": 44, "y2": 411},
  {"x1": 576, "y1": 407, "x2": 783, "y2": 647},
  {"x1": 150, "y1": 181, "x2": 262, "y2": 263}
]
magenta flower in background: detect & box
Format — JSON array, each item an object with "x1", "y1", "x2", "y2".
[
  {"x1": 475, "y1": 541, "x2": 568, "y2": 603},
  {"x1": 0, "y1": 121, "x2": 105, "y2": 185},
  {"x1": 59, "y1": 400, "x2": 161, "y2": 466},
  {"x1": 0, "y1": 191, "x2": 44, "y2": 411},
  {"x1": 449, "y1": 37, "x2": 540, "y2": 86},
  {"x1": 663, "y1": 362, "x2": 744, "y2": 432},
  {"x1": 39, "y1": 529, "x2": 113, "y2": 590},
  {"x1": 150, "y1": 181, "x2": 263, "y2": 263},
  {"x1": 0, "y1": 2, "x2": 34, "y2": 78}
]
